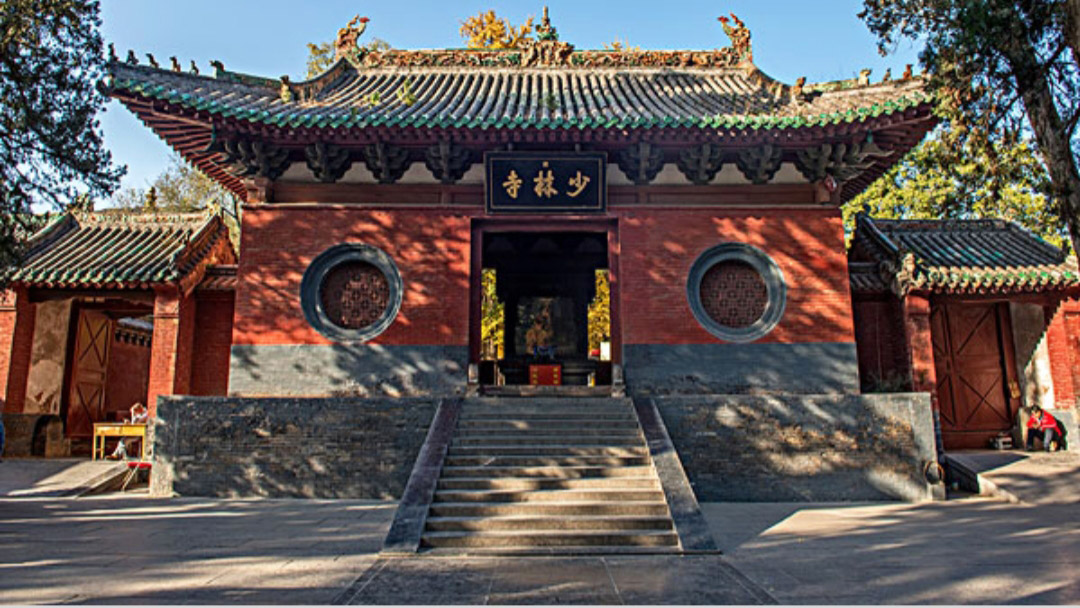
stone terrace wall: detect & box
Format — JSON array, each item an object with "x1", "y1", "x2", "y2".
[
  {"x1": 649, "y1": 393, "x2": 939, "y2": 502},
  {"x1": 151, "y1": 396, "x2": 442, "y2": 498}
]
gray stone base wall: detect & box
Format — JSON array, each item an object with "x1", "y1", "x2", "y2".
[
  {"x1": 651, "y1": 393, "x2": 939, "y2": 501},
  {"x1": 624, "y1": 343, "x2": 860, "y2": 394},
  {"x1": 229, "y1": 344, "x2": 467, "y2": 397},
  {"x1": 151, "y1": 396, "x2": 441, "y2": 498}
]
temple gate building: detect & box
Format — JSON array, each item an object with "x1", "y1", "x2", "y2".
[
  {"x1": 103, "y1": 14, "x2": 937, "y2": 398},
  {"x1": 2, "y1": 10, "x2": 1077, "y2": 550}
]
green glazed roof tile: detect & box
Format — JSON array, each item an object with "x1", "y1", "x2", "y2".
[
  {"x1": 107, "y1": 61, "x2": 930, "y2": 133},
  {"x1": 10, "y1": 211, "x2": 233, "y2": 289},
  {"x1": 851, "y1": 214, "x2": 1080, "y2": 295}
]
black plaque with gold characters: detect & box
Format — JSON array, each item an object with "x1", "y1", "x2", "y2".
[{"x1": 485, "y1": 152, "x2": 607, "y2": 213}]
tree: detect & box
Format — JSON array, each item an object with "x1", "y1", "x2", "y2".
[
  {"x1": 480, "y1": 268, "x2": 504, "y2": 360},
  {"x1": 459, "y1": 10, "x2": 534, "y2": 49},
  {"x1": 0, "y1": 0, "x2": 123, "y2": 273},
  {"x1": 860, "y1": 1, "x2": 1080, "y2": 254},
  {"x1": 305, "y1": 37, "x2": 391, "y2": 79},
  {"x1": 112, "y1": 154, "x2": 240, "y2": 248},
  {"x1": 587, "y1": 270, "x2": 611, "y2": 354},
  {"x1": 113, "y1": 154, "x2": 234, "y2": 214},
  {"x1": 844, "y1": 129, "x2": 1067, "y2": 247}
]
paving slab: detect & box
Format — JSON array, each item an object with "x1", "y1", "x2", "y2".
[
  {"x1": 1, "y1": 474, "x2": 1078, "y2": 604},
  {"x1": 0, "y1": 496, "x2": 396, "y2": 605},
  {"x1": 335, "y1": 554, "x2": 775, "y2": 605},
  {"x1": 946, "y1": 450, "x2": 1080, "y2": 504},
  {"x1": 702, "y1": 500, "x2": 1080, "y2": 605}
]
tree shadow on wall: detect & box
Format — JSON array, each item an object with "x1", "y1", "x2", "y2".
[
  {"x1": 646, "y1": 393, "x2": 935, "y2": 502},
  {"x1": 230, "y1": 204, "x2": 473, "y2": 397}
]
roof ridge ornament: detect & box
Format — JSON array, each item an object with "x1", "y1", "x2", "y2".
[
  {"x1": 717, "y1": 13, "x2": 751, "y2": 63},
  {"x1": 335, "y1": 15, "x2": 371, "y2": 67},
  {"x1": 520, "y1": 7, "x2": 574, "y2": 67},
  {"x1": 536, "y1": 6, "x2": 558, "y2": 41}
]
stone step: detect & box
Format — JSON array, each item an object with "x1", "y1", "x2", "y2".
[
  {"x1": 410, "y1": 397, "x2": 681, "y2": 554},
  {"x1": 465, "y1": 398, "x2": 633, "y2": 408},
  {"x1": 433, "y1": 488, "x2": 666, "y2": 503},
  {"x1": 424, "y1": 515, "x2": 675, "y2": 532},
  {"x1": 460, "y1": 412, "x2": 637, "y2": 423},
  {"x1": 437, "y1": 476, "x2": 660, "y2": 491},
  {"x1": 443, "y1": 454, "x2": 652, "y2": 467},
  {"x1": 421, "y1": 530, "x2": 680, "y2": 548},
  {"x1": 439, "y1": 464, "x2": 655, "y2": 479},
  {"x1": 477, "y1": 387, "x2": 619, "y2": 399},
  {"x1": 446, "y1": 445, "x2": 648, "y2": 457},
  {"x1": 429, "y1": 501, "x2": 671, "y2": 518},
  {"x1": 454, "y1": 423, "x2": 642, "y2": 435},
  {"x1": 452, "y1": 435, "x2": 644, "y2": 447}
]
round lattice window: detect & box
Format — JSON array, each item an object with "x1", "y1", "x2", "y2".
[
  {"x1": 320, "y1": 262, "x2": 391, "y2": 330},
  {"x1": 699, "y1": 260, "x2": 768, "y2": 329},
  {"x1": 687, "y1": 243, "x2": 786, "y2": 342},
  {"x1": 300, "y1": 244, "x2": 402, "y2": 342}
]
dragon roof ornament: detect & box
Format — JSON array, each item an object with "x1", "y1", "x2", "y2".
[{"x1": 334, "y1": 15, "x2": 370, "y2": 65}]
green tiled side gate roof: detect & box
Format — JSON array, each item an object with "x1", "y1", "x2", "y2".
[
  {"x1": 106, "y1": 59, "x2": 929, "y2": 133},
  {"x1": 11, "y1": 210, "x2": 234, "y2": 289},
  {"x1": 850, "y1": 213, "x2": 1080, "y2": 295}
]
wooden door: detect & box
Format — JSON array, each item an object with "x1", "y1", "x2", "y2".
[
  {"x1": 931, "y1": 302, "x2": 1017, "y2": 449},
  {"x1": 65, "y1": 310, "x2": 111, "y2": 439}
]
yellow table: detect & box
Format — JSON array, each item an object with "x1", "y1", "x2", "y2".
[{"x1": 92, "y1": 423, "x2": 147, "y2": 461}]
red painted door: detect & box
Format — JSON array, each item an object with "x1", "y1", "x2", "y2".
[
  {"x1": 931, "y1": 302, "x2": 1016, "y2": 449},
  {"x1": 66, "y1": 310, "x2": 111, "y2": 439}
]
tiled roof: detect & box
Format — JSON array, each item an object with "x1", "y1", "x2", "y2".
[
  {"x1": 106, "y1": 20, "x2": 936, "y2": 205},
  {"x1": 849, "y1": 213, "x2": 1079, "y2": 295},
  {"x1": 11, "y1": 210, "x2": 236, "y2": 291},
  {"x1": 847, "y1": 261, "x2": 890, "y2": 293},
  {"x1": 107, "y1": 60, "x2": 928, "y2": 133},
  {"x1": 7, "y1": 214, "x2": 55, "y2": 243}
]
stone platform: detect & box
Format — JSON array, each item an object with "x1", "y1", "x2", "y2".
[
  {"x1": 0, "y1": 458, "x2": 128, "y2": 498},
  {"x1": 945, "y1": 450, "x2": 1080, "y2": 505}
]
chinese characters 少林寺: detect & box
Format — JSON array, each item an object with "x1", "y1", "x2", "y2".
[{"x1": 502, "y1": 170, "x2": 523, "y2": 199}]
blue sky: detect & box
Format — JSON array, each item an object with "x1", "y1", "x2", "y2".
[{"x1": 100, "y1": 1, "x2": 921, "y2": 197}]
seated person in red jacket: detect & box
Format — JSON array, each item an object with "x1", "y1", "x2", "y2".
[{"x1": 1026, "y1": 405, "x2": 1063, "y2": 452}]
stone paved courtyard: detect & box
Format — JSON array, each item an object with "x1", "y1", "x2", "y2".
[{"x1": 0, "y1": 491, "x2": 1077, "y2": 604}]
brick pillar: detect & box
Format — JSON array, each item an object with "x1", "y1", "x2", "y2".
[
  {"x1": 1049, "y1": 297, "x2": 1080, "y2": 410},
  {"x1": 903, "y1": 294, "x2": 937, "y2": 408},
  {"x1": 146, "y1": 287, "x2": 195, "y2": 418},
  {"x1": 0, "y1": 287, "x2": 35, "y2": 413}
]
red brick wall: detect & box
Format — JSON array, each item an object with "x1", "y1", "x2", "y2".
[
  {"x1": 233, "y1": 206, "x2": 853, "y2": 350},
  {"x1": 1048, "y1": 297, "x2": 1080, "y2": 410},
  {"x1": 105, "y1": 336, "x2": 151, "y2": 418},
  {"x1": 904, "y1": 294, "x2": 937, "y2": 407},
  {"x1": 0, "y1": 288, "x2": 35, "y2": 413},
  {"x1": 234, "y1": 207, "x2": 473, "y2": 346},
  {"x1": 1065, "y1": 297, "x2": 1080, "y2": 409},
  {"x1": 618, "y1": 207, "x2": 854, "y2": 345},
  {"x1": 191, "y1": 292, "x2": 235, "y2": 396},
  {"x1": 147, "y1": 289, "x2": 195, "y2": 417},
  {"x1": 0, "y1": 294, "x2": 17, "y2": 412}
]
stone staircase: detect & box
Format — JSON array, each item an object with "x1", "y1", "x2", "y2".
[{"x1": 419, "y1": 397, "x2": 680, "y2": 552}]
